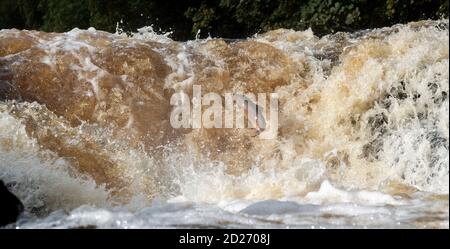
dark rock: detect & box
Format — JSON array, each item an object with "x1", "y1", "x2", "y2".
[{"x1": 0, "y1": 180, "x2": 24, "y2": 226}]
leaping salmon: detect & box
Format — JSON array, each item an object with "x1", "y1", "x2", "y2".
[{"x1": 234, "y1": 93, "x2": 267, "y2": 135}]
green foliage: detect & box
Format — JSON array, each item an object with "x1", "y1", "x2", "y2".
[
  {"x1": 17, "y1": 0, "x2": 44, "y2": 29},
  {"x1": 39, "y1": 0, "x2": 90, "y2": 32},
  {"x1": 385, "y1": 0, "x2": 448, "y2": 22},
  {"x1": 185, "y1": 3, "x2": 217, "y2": 36},
  {"x1": 1, "y1": 0, "x2": 448, "y2": 40},
  {"x1": 0, "y1": 0, "x2": 25, "y2": 29}
]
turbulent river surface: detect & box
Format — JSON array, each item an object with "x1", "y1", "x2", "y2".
[{"x1": 0, "y1": 20, "x2": 448, "y2": 229}]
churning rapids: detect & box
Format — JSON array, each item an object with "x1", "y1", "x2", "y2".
[{"x1": 0, "y1": 20, "x2": 448, "y2": 229}]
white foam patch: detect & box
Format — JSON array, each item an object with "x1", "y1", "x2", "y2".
[
  {"x1": 0, "y1": 106, "x2": 111, "y2": 214},
  {"x1": 168, "y1": 156, "x2": 327, "y2": 203},
  {"x1": 304, "y1": 180, "x2": 404, "y2": 205}
]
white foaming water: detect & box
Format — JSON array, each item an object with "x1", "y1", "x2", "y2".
[
  {"x1": 0, "y1": 106, "x2": 111, "y2": 214},
  {"x1": 0, "y1": 20, "x2": 448, "y2": 228}
]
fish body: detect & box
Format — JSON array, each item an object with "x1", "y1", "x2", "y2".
[{"x1": 234, "y1": 94, "x2": 267, "y2": 134}]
